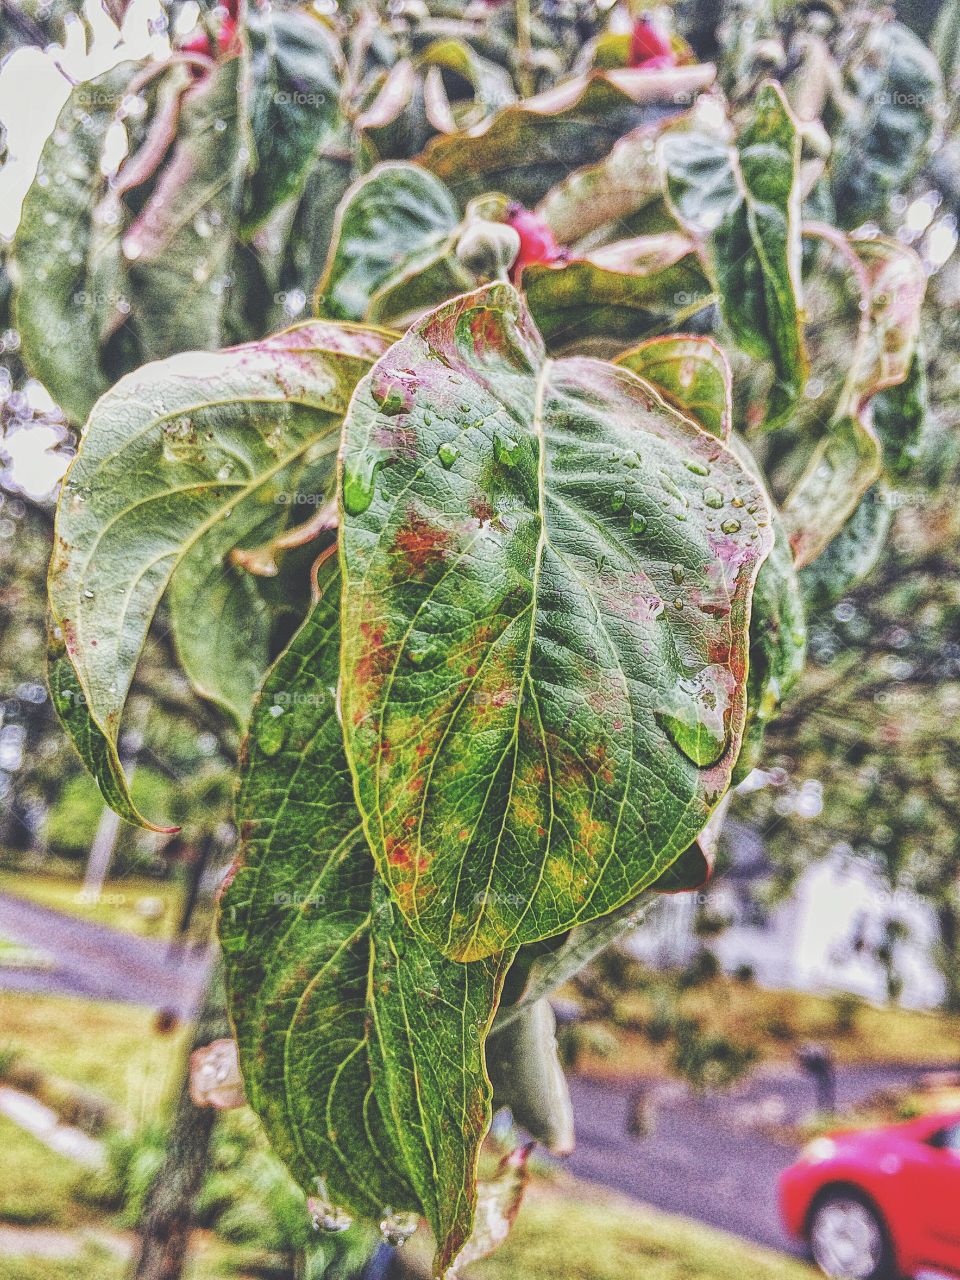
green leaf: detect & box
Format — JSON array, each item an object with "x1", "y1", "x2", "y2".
[
  {"x1": 220, "y1": 565, "x2": 508, "y2": 1277},
  {"x1": 339, "y1": 284, "x2": 774, "y2": 960},
  {"x1": 783, "y1": 235, "x2": 925, "y2": 567},
  {"x1": 831, "y1": 20, "x2": 944, "y2": 227},
  {"x1": 420, "y1": 65, "x2": 716, "y2": 206},
  {"x1": 661, "y1": 80, "x2": 807, "y2": 412},
  {"x1": 615, "y1": 335, "x2": 732, "y2": 441},
  {"x1": 873, "y1": 345, "x2": 929, "y2": 481},
  {"x1": 316, "y1": 163, "x2": 467, "y2": 324},
  {"x1": 523, "y1": 233, "x2": 712, "y2": 355},
  {"x1": 798, "y1": 486, "x2": 893, "y2": 615},
  {"x1": 12, "y1": 63, "x2": 138, "y2": 424},
  {"x1": 48, "y1": 320, "x2": 392, "y2": 820},
  {"x1": 242, "y1": 7, "x2": 343, "y2": 234},
  {"x1": 120, "y1": 54, "x2": 246, "y2": 360}
]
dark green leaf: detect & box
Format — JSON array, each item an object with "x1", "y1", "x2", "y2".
[
  {"x1": 873, "y1": 345, "x2": 929, "y2": 480},
  {"x1": 48, "y1": 320, "x2": 391, "y2": 818},
  {"x1": 798, "y1": 487, "x2": 893, "y2": 614},
  {"x1": 242, "y1": 8, "x2": 343, "y2": 234},
  {"x1": 339, "y1": 284, "x2": 774, "y2": 960},
  {"x1": 220, "y1": 565, "x2": 507, "y2": 1276},
  {"x1": 662, "y1": 80, "x2": 807, "y2": 412}
]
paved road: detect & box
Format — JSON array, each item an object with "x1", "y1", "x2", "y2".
[
  {"x1": 566, "y1": 1060, "x2": 954, "y2": 1253},
  {"x1": 0, "y1": 891, "x2": 208, "y2": 1016}
]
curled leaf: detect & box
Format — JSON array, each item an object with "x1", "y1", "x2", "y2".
[{"x1": 615, "y1": 335, "x2": 732, "y2": 440}]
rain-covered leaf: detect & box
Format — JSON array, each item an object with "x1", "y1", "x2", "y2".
[
  {"x1": 615, "y1": 335, "x2": 732, "y2": 440},
  {"x1": 831, "y1": 20, "x2": 944, "y2": 227},
  {"x1": 13, "y1": 64, "x2": 138, "y2": 425},
  {"x1": 420, "y1": 65, "x2": 716, "y2": 207},
  {"x1": 220, "y1": 564, "x2": 508, "y2": 1277},
  {"x1": 242, "y1": 7, "x2": 343, "y2": 234},
  {"x1": 316, "y1": 163, "x2": 468, "y2": 323},
  {"x1": 120, "y1": 54, "x2": 246, "y2": 360},
  {"x1": 339, "y1": 284, "x2": 774, "y2": 960},
  {"x1": 661, "y1": 80, "x2": 807, "y2": 413},
  {"x1": 523, "y1": 233, "x2": 712, "y2": 354},
  {"x1": 783, "y1": 235, "x2": 925, "y2": 567},
  {"x1": 48, "y1": 320, "x2": 391, "y2": 819},
  {"x1": 487, "y1": 999, "x2": 574, "y2": 1155}
]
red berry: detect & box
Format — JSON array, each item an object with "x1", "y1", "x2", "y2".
[
  {"x1": 179, "y1": 27, "x2": 212, "y2": 55},
  {"x1": 630, "y1": 18, "x2": 675, "y2": 67},
  {"x1": 506, "y1": 206, "x2": 563, "y2": 278}
]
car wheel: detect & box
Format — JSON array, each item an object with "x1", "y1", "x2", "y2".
[{"x1": 808, "y1": 1190, "x2": 894, "y2": 1280}]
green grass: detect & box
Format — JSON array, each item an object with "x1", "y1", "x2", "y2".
[
  {"x1": 0, "y1": 991, "x2": 186, "y2": 1120},
  {"x1": 0, "y1": 1233, "x2": 266, "y2": 1280},
  {"x1": 402, "y1": 1176, "x2": 814, "y2": 1280},
  {"x1": 0, "y1": 872, "x2": 184, "y2": 940},
  {"x1": 0, "y1": 1116, "x2": 87, "y2": 1228}
]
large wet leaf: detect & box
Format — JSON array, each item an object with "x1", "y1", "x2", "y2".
[
  {"x1": 420, "y1": 65, "x2": 716, "y2": 206},
  {"x1": 219, "y1": 565, "x2": 507, "y2": 1277},
  {"x1": 13, "y1": 63, "x2": 137, "y2": 425},
  {"x1": 661, "y1": 80, "x2": 806, "y2": 414},
  {"x1": 317, "y1": 163, "x2": 467, "y2": 324},
  {"x1": 523, "y1": 233, "x2": 712, "y2": 355},
  {"x1": 242, "y1": 7, "x2": 343, "y2": 234},
  {"x1": 615, "y1": 336, "x2": 732, "y2": 441},
  {"x1": 783, "y1": 236, "x2": 925, "y2": 567},
  {"x1": 48, "y1": 320, "x2": 392, "y2": 820},
  {"x1": 339, "y1": 284, "x2": 774, "y2": 960}
]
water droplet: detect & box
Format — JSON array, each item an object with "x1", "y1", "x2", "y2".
[
  {"x1": 379, "y1": 1208, "x2": 419, "y2": 1247},
  {"x1": 610, "y1": 488, "x2": 626, "y2": 513},
  {"x1": 493, "y1": 433, "x2": 522, "y2": 467},
  {"x1": 161, "y1": 416, "x2": 198, "y2": 463},
  {"x1": 671, "y1": 565, "x2": 685, "y2": 585},
  {"x1": 720, "y1": 519, "x2": 741, "y2": 534},
  {"x1": 437, "y1": 442, "x2": 459, "y2": 469},
  {"x1": 342, "y1": 451, "x2": 382, "y2": 517},
  {"x1": 673, "y1": 597, "x2": 683, "y2": 609},
  {"x1": 655, "y1": 665, "x2": 733, "y2": 768},
  {"x1": 82, "y1": 588, "x2": 95, "y2": 600},
  {"x1": 731, "y1": 496, "x2": 744, "y2": 508},
  {"x1": 256, "y1": 709, "x2": 286, "y2": 757},
  {"x1": 685, "y1": 459, "x2": 710, "y2": 476},
  {"x1": 217, "y1": 463, "x2": 234, "y2": 482},
  {"x1": 629, "y1": 510, "x2": 647, "y2": 535},
  {"x1": 704, "y1": 488, "x2": 724, "y2": 509}
]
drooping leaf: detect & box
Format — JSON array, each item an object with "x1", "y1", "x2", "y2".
[
  {"x1": 615, "y1": 335, "x2": 732, "y2": 440},
  {"x1": 12, "y1": 63, "x2": 138, "y2": 424},
  {"x1": 661, "y1": 80, "x2": 807, "y2": 413},
  {"x1": 48, "y1": 320, "x2": 392, "y2": 819},
  {"x1": 831, "y1": 20, "x2": 944, "y2": 227},
  {"x1": 339, "y1": 284, "x2": 774, "y2": 960},
  {"x1": 420, "y1": 65, "x2": 716, "y2": 206},
  {"x1": 798, "y1": 486, "x2": 893, "y2": 615},
  {"x1": 783, "y1": 235, "x2": 925, "y2": 567},
  {"x1": 523, "y1": 233, "x2": 712, "y2": 355},
  {"x1": 442, "y1": 1145, "x2": 531, "y2": 1278},
  {"x1": 120, "y1": 54, "x2": 246, "y2": 360},
  {"x1": 220, "y1": 565, "x2": 508, "y2": 1277},
  {"x1": 316, "y1": 163, "x2": 468, "y2": 324},
  {"x1": 535, "y1": 120, "x2": 672, "y2": 247},
  {"x1": 486, "y1": 998, "x2": 574, "y2": 1155},
  {"x1": 242, "y1": 7, "x2": 343, "y2": 234}
]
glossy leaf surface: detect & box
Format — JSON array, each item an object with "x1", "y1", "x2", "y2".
[
  {"x1": 221, "y1": 566, "x2": 507, "y2": 1277},
  {"x1": 615, "y1": 335, "x2": 732, "y2": 441},
  {"x1": 339, "y1": 284, "x2": 773, "y2": 960}
]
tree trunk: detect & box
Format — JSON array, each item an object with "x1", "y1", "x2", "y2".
[
  {"x1": 131, "y1": 960, "x2": 228, "y2": 1280},
  {"x1": 937, "y1": 900, "x2": 960, "y2": 1014}
]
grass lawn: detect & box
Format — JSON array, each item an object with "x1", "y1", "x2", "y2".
[
  {"x1": 401, "y1": 1175, "x2": 814, "y2": 1280},
  {"x1": 0, "y1": 1233, "x2": 269, "y2": 1280},
  {"x1": 0, "y1": 1116, "x2": 88, "y2": 1228},
  {"x1": 0, "y1": 871, "x2": 184, "y2": 940},
  {"x1": 575, "y1": 971, "x2": 960, "y2": 1080},
  {"x1": 0, "y1": 991, "x2": 186, "y2": 1119}
]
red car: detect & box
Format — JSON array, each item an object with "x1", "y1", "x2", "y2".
[{"x1": 779, "y1": 1112, "x2": 960, "y2": 1279}]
